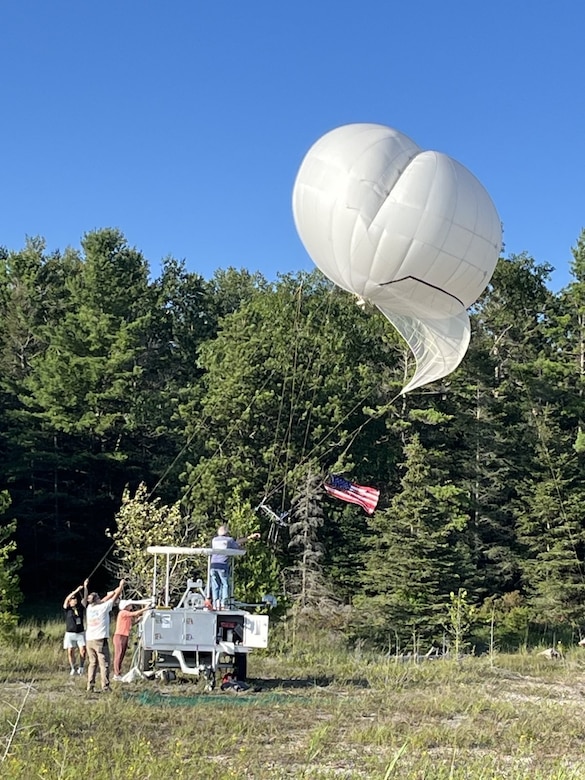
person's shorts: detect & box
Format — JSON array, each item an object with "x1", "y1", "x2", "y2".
[{"x1": 63, "y1": 631, "x2": 86, "y2": 649}]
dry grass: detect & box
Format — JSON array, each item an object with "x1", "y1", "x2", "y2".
[{"x1": 1, "y1": 623, "x2": 585, "y2": 778}]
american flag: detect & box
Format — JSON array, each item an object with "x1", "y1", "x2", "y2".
[{"x1": 324, "y1": 475, "x2": 380, "y2": 515}]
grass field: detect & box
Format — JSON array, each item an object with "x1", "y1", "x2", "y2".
[{"x1": 1, "y1": 620, "x2": 585, "y2": 778}]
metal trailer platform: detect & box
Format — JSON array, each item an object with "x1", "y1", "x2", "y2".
[{"x1": 133, "y1": 545, "x2": 274, "y2": 688}]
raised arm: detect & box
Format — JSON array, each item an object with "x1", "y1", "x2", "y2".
[
  {"x1": 63, "y1": 585, "x2": 83, "y2": 610},
  {"x1": 102, "y1": 579, "x2": 125, "y2": 604},
  {"x1": 235, "y1": 532, "x2": 261, "y2": 547},
  {"x1": 132, "y1": 604, "x2": 153, "y2": 621}
]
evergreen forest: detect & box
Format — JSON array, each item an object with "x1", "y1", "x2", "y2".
[{"x1": 2, "y1": 226, "x2": 585, "y2": 652}]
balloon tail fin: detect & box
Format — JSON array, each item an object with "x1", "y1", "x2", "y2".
[{"x1": 376, "y1": 305, "x2": 471, "y2": 395}]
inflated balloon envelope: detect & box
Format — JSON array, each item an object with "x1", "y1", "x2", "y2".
[{"x1": 292, "y1": 123, "x2": 502, "y2": 394}]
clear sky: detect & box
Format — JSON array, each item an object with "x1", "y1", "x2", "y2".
[{"x1": 1, "y1": 1, "x2": 584, "y2": 291}]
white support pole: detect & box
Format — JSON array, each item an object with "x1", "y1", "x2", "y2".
[
  {"x1": 165, "y1": 553, "x2": 171, "y2": 607},
  {"x1": 152, "y1": 553, "x2": 158, "y2": 605}
]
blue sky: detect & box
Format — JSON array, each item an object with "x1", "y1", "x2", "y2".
[{"x1": 1, "y1": 1, "x2": 584, "y2": 292}]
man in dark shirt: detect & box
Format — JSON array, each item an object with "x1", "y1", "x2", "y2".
[{"x1": 62, "y1": 580, "x2": 88, "y2": 676}]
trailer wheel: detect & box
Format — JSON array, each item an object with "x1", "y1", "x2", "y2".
[
  {"x1": 138, "y1": 647, "x2": 154, "y2": 673},
  {"x1": 204, "y1": 670, "x2": 216, "y2": 692},
  {"x1": 234, "y1": 653, "x2": 247, "y2": 682}
]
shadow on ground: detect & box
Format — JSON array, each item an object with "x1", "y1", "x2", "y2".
[{"x1": 253, "y1": 676, "x2": 370, "y2": 690}]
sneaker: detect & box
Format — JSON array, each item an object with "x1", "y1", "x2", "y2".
[
  {"x1": 112, "y1": 675, "x2": 123, "y2": 682},
  {"x1": 69, "y1": 667, "x2": 76, "y2": 676},
  {"x1": 77, "y1": 667, "x2": 84, "y2": 675}
]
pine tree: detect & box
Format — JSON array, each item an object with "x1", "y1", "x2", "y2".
[
  {"x1": 516, "y1": 455, "x2": 585, "y2": 632},
  {"x1": 286, "y1": 470, "x2": 328, "y2": 611},
  {"x1": 514, "y1": 235, "x2": 585, "y2": 631},
  {"x1": 0, "y1": 491, "x2": 22, "y2": 640},
  {"x1": 456, "y1": 254, "x2": 556, "y2": 601},
  {"x1": 356, "y1": 434, "x2": 474, "y2": 649}
]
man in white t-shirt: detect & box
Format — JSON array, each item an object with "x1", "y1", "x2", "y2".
[{"x1": 85, "y1": 579, "x2": 125, "y2": 692}]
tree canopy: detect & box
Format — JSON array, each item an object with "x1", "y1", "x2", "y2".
[{"x1": 2, "y1": 226, "x2": 585, "y2": 650}]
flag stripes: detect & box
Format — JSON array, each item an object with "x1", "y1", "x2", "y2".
[{"x1": 324, "y1": 475, "x2": 380, "y2": 515}]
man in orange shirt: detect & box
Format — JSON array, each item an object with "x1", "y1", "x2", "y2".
[{"x1": 112, "y1": 603, "x2": 152, "y2": 680}]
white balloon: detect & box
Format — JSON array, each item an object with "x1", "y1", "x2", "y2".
[{"x1": 292, "y1": 123, "x2": 502, "y2": 394}]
